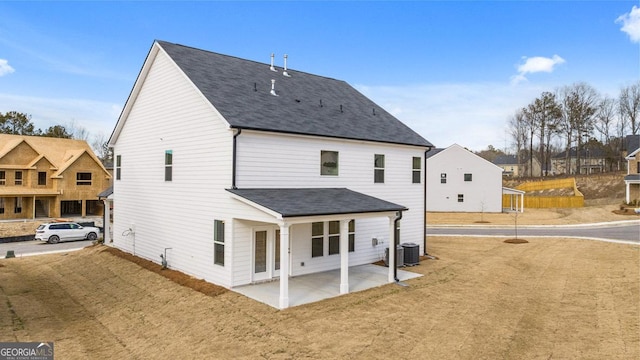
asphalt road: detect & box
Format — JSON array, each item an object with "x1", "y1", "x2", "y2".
[
  {"x1": 427, "y1": 221, "x2": 640, "y2": 245},
  {"x1": 0, "y1": 239, "x2": 95, "y2": 258}
]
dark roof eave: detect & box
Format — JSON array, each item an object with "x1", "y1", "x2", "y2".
[
  {"x1": 280, "y1": 207, "x2": 408, "y2": 218},
  {"x1": 230, "y1": 125, "x2": 433, "y2": 148}
]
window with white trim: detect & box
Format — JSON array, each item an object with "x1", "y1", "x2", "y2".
[
  {"x1": 374, "y1": 154, "x2": 385, "y2": 183},
  {"x1": 464, "y1": 173, "x2": 472, "y2": 181},
  {"x1": 348, "y1": 220, "x2": 355, "y2": 252},
  {"x1": 320, "y1": 151, "x2": 339, "y2": 176},
  {"x1": 116, "y1": 155, "x2": 121, "y2": 180},
  {"x1": 441, "y1": 173, "x2": 447, "y2": 184},
  {"x1": 458, "y1": 194, "x2": 464, "y2": 202},
  {"x1": 328, "y1": 221, "x2": 340, "y2": 255},
  {"x1": 412, "y1": 157, "x2": 421, "y2": 184},
  {"x1": 165, "y1": 150, "x2": 173, "y2": 181},
  {"x1": 214, "y1": 220, "x2": 225, "y2": 266},
  {"x1": 311, "y1": 222, "x2": 324, "y2": 257}
]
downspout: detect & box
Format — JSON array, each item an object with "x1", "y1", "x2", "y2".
[
  {"x1": 423, "y1": 148, "x2": 428, "y2": 256},
  {"x1": 393, "y1": 210, "x2": 403, "y2": 282},
  {"x1": 232, "y1": 128, "x2": 242, "y2": 189}
]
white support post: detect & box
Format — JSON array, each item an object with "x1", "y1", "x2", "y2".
[
  {"x1": 388, "y1": 215, "x2": 395, "y2": 283},
  {"x1": 339, "y1": 219, "x2": 350, "y2": 294},
  {"x1": 103, "y1": 199, "x2": 111, "y2": 244},
  {"x1": 279, "y1": 223, "x2": 290, "y2": 309}
]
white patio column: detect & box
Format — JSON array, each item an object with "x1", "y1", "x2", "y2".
[
  {"x1": 626, "y1": 182, "x2": 630, "y2": 204},
  {"x1": 339, "y1": 219, "x2": 350, "y2": 294},
  {"x1": 279, "y1": 223, "x2": 290, "y2": 309},
  {"x1": 388, "y1": 215, "x2": 396, "y2": 283},
  {"x1": 103, "y1": 199, "x2": 111, "y2": 244}
]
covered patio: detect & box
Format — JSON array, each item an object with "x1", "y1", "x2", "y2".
[
  {"x1": 227, "y1": 188, "x2": 411, "y2": 309},
  {"x1": 233, "y1": 263, "x2": 422, "y2": 309}
]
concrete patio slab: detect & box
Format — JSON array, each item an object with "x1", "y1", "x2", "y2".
[{"x1": 232, "y1": 264, "x2": 422, "y2": 309}]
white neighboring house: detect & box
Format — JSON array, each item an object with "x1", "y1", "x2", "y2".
[
  {"x1": 108, "y1": 40, "x2": 433, "y2": 309},
  {"x1": 426, "y1": 144, "x2": 504, "y2": 213}
]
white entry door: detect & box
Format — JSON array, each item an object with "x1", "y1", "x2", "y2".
[{"x1": 253, "y1": 228, "x2": 281, "y2": 281}]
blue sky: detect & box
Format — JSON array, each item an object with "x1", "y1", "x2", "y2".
[{"x1": 0, "y1": 1, "x2": 638, "y2": 151}]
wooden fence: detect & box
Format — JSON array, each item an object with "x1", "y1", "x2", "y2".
[{"x1": 502, "y1": 178, "x2": 584, "y2": 208}]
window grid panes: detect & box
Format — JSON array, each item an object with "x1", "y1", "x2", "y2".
[
  {"x1": 116, "y1": 155, "x2": 121, "y2": 180},
  {"x1": 458, "y1": 194, "x2": 464, "y2": 202},
  {"x1": 14, "y1": 171, "x2": 22, "y2": 185},
  {"x1": 412, "y1": 157, "x2": 421, "y2": 184},
  {"x1": 214, "y1": 220, "x2": 225, "y2": 266},
  {"x1": 374, "y1": 154, "x2": 385, "y2": 183},
  {"x1": 464, "y1": 173, "x2": 472, "y2": 181},
  {"x1": 311, "y1": 222, "x2": 324, "y2": 257},
  {"x1": 76, "y1": 172, "x2": 92, "y2": 186},
  {"x1": 328, "y1": 221, "x2": 340, "y2": 255},
  {"x1": 441, "y1": 173, "x2": 447, "y2": 184}
]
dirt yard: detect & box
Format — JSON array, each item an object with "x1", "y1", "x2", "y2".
[{"x1": 1, "y1": 235, "x2": 638, "y2": 359}]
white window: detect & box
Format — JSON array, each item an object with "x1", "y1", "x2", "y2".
[
  {"x1": 312, "y1": 220, "x2": 355, "y2": 257},
  {"x1": 328, "y1": 221, "x2": 340, "y2": 255},
  {"x1": 412, "y1": 157, "x2": 421, "y2": 184},
  {"x1": 374, "y1": 154, "x2": 385, "y2": 183},
  {"x1": 214, "y1": 220, "x2": 224, "y2": 266},
  {"x1": 165, "y1": 150, "x2": 173, "y2": 181},
  {"x1": 116, "y1": 155, "x2": 121, "y2": 180},
  {"x1": 321, "y1": 151, "x2": 338, "y2": 176},
  {"x1": 441, "y1": 173, "x2": 447, "y2": 184}
]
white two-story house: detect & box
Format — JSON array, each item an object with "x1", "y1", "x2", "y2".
[
  {"x1": 426, "y1": 144, "x2": 504, "y2": 213},
  {"x1": 108, "y1": 41, "x2": 433, "y2": 309}
]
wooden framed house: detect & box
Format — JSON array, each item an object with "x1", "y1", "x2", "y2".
[
  {"x1": 108, "y1": 41, "x2": 433, "y2": 309},
  {"x1": 0, "y1": 134, "x2": 111, "y2": 220}
]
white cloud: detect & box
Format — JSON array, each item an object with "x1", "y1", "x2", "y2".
[
  {"x1": 357, "y1": 82, "x2": 545, "y2": 152},
  {"x1": 616, "y1": 5, "x2": 640, "y2": 43},
  {"x1": 0, "y1": 59, "x2": 15, "y2": 76},
  {"x1": 0, "y1": 93, "x2": 120, "y2": 138},
  {"x1": 511, "y1": 55, "x2": 565, "y2": 85}
]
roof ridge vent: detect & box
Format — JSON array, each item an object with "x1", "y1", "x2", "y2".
[
  {"x1": 283, "y1": 54, "x2": 291, "y2": 77},
  {"x1": 270, "y1": 53, "x2": 277, "y2": 72},
  {"x1": 270, "y1": 79, "x2": 278, "y2": 96}
]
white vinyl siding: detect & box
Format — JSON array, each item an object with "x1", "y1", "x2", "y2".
[{"x1": 426, "y1": 144, "x2": 503, "y2": 212}]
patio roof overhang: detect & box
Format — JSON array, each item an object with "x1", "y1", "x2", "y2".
[{"x1": 226, "y1": 188, "x2": 407, "y2": 223}]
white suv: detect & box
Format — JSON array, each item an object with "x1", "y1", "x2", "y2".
[{"x1": 35, "y1": 222, "x2": 100, "y2": 244}]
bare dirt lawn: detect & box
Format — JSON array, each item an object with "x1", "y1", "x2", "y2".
[{"x1": 1, "y1": 235, "x2": 638, "y2": 359}]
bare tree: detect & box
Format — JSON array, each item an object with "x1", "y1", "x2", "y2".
[
  {"x1": 508, "y1": 109, "x2": 528, "y2": 171},
  {"x1": 595, "y1": 96, "x2": 618, "y2": 171},
  {"x1": 619, "y1": 81, "x2": 640, "y2": 135},
  {"x1": 558, "y1": 83, "x2": 600, "y2": 174},
  {"x1": 66, "y1": 119, "x2": 90, "y2": 141},
  {"x1": 91, "y1": 132, "x2": 111, "y2": 164}
]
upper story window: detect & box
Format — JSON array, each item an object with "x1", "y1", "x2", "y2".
[
  {"x1": 0, "y1": 171, "x2": 5, "y2": 185},
  {"x1": 374, "y1": 154, "x2": 385, "y2": 183},
  {"x1": 38, "y1": 172, "x2": 47, "y2": 186},
  {"x1": 464, "y1": 173, "x2": 472, "y2": 182},
  {"x1": 116, "y1": 155, "x2": 121, "y2": 180},
  {"x1": 458, "y1": 194, "x2": 464, "y2": 202},
  {"x1": 77, "y1": 173, "x2": 92, "y2": 186},
  {"x1": 15, "y1": 171, "x2": 22, "y2": 186},
  {"x1": 165, "y1": 150, "x2": 173, "y2": 181},
  {"x1": 441, "y1": 173, "x2": 447, "y2": 184},
  {"x1": 321, "y1": 151, "x2": 338, "y2": 176},
  {"x1": 412, "y1": 157, "x2": 421, "y2": 184}
]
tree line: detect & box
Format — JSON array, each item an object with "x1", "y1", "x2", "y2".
[
  {"x1": 505, "y1": 81, "x2": 639, "y2": 176},
  {"x1": 0, "y1": 111, "x2": 111, "y2": 163}
]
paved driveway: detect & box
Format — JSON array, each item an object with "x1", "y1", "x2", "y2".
[{"x1": 0, "y1": 239, "x2": 94, "y2": 258}]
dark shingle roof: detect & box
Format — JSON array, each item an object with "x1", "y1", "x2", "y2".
[
  {"x1": 157, "y1": 41, "x2": 432, "y2": 147},
  {"x1": 626, "y1": 135, "x2": 640, "y2": 154},
  {"x1": 493, "y1": 155, "x2": 518, "y2": 165},
  {"x1": 226, "y1": 188, "x2": 407, "y2": 217},
  {"x1": 425, "y1": 148, "x2": 445, "y2": 159},
  {"x1": 624, "y1": 174, "x2": 640, "y2": 182}
]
